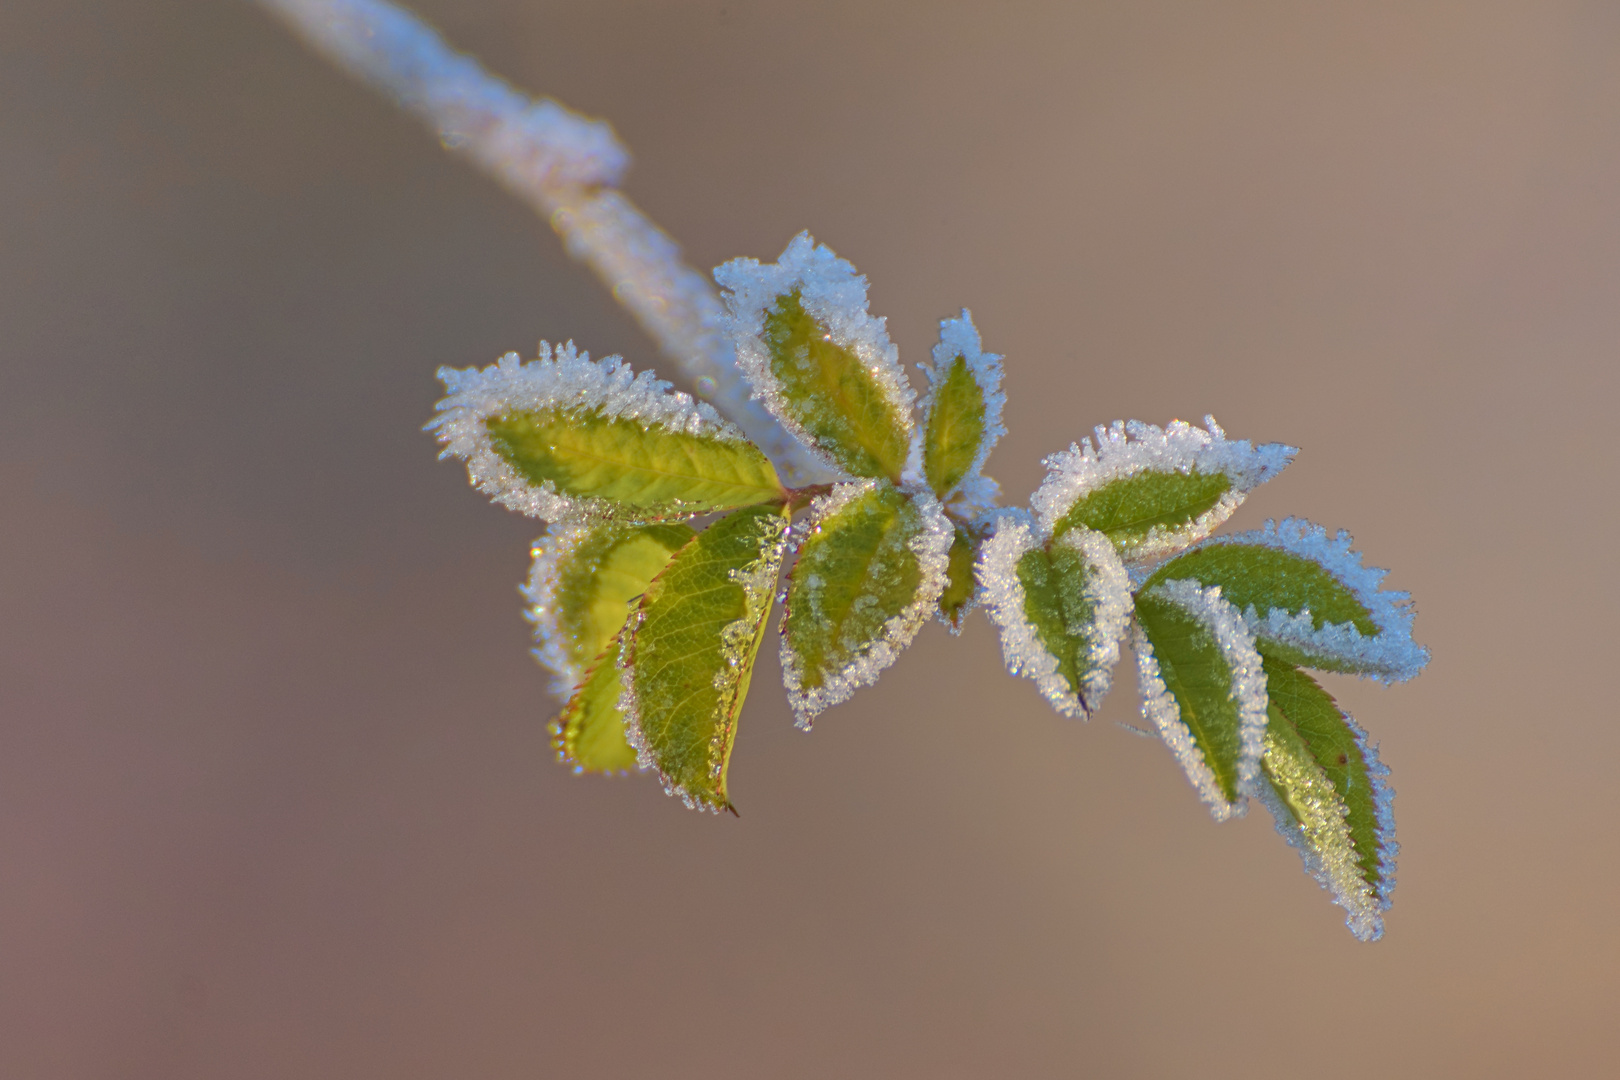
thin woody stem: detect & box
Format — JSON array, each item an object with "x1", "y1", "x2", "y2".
[{"x1": 254, "y1": 0, "x2": 826, "y2": 484}]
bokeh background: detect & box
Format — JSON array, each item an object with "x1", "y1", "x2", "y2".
[{"x1": 4, "y1": 1, "x2": 1618, "y2": 1076}]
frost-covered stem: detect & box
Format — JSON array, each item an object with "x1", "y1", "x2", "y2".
[{"x1": 255, "y1": 0, "x2": 821, "y2": 482}]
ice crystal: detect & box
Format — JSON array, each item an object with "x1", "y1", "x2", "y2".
[
  {"x1": 778, "y1": 481, "x2": 953, "y2": 727},
  {"x1": 715, "y1": 232, "x2": 916, "y2": 476},
  {"x1": 1135, "y1": 579, "x2": 1269, "y2": 821},
  {"x1": 1206, "y1": 518, "x2": 1428, "y2": 683},
  {"x1": 430, "y1": 342, "x2": 748, "y2": 522},
  {"x1": 1031, "y1": 416, "x2": 1296, "y2": 564},
  {"x1": 1257, "y1": 707, "x2": 1397, "y2": 942}
]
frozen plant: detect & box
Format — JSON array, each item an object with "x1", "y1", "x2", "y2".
[{"x1": 262, "y1": 0, "x2": 1429, "y2": 943}]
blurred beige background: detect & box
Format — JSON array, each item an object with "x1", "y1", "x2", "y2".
[{"x1": 2, "y1": 1, "x2": 1617, "y2": 1076}]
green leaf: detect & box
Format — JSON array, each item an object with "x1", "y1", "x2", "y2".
[
  {"x1": 485, "y1": 408, "x2": 782, "y2": 518},
  {"x1": 431, "y1": 343, "x2": 784, "y2": 522},
  {"x1": 923, "y1": 355, "x2": 986, "y2": 497},
  {"x1": 977, "y1": 515, "x2": 1131, "y2": 719},
  {"x1": 937, "y1": 525, "x2": 978, "y2": 631},
  {"x1": 624, "y1": 504, "x2": 790, "y2": 811},
  {"x1": 551, "y1": 628, "x2": 639, "y2": 774},
  {"x1": 1031, "y1": 418, "x2": 1296, "y2": 563},
  {"x1": 1142, "y1": 519, "x2": 1428, "y2": 682},
  {"x1": 780, "y1": 481, "x2": 952, "y2": 725},
  {"x1": 528, "y1": 522, "x2": 696, "y2": 692},
  {"x1": 1259, "y1": 652, "x2": 1396, "y2": 941},
  {"x1": 1055, "y1": 470, "x2": 1232, "y2": 547},
  {"x1": 1017, "y1": 532, "x2": 1130, "y2": 717},
  {"x1": 1133, "y1": 580, "x2": 1268, "y2": 820},
  {"x1": 756, "y1": 291, "x2": 912, "y2": 480}
]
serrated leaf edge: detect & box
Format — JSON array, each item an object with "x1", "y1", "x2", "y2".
[
  {"x1": 430, "y1": 342, "x2": 754, "y2": 522},
  {"x1": 1258, "y1": 707, "x2": 1398, "y2": 942},
  {"x1": 548, "y1": 626, "x2": 641, "y2": 776},
  {"x1": 779, "y1": 481, "x2": 954, "y2": 728},
  {"x1": 714, "y1": 232, "x2": 916, "y2": 477},
  {"x1": 1134, "y1": 579, "x2": 1269, "y2": 821},
  {"x1": 1030, "y1": 416, "x2": 1296, "y2": 564},
  {"x1": 1197, "y1": 517, "x2": 1429, "y2": 683}
]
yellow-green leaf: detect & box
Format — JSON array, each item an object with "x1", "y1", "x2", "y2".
[
  {"x1": 551, "y1": 628, "x2": 639, "y2": 774},
  {"x1": 1259, "y1": 652, "x2": 1396, "y2": 941},
  {"x1": 919, "y1": 312, "x2": 1005, "y2": 502},
  {"x1": 624, "y1": 504, "x2": 790, "y2": 812},
  {"x1": 432, "y1": 342, "x2": 783, "y2": 522},
  {"x1": 937, "y1": 525, "x2": 979, "y2": 631}
]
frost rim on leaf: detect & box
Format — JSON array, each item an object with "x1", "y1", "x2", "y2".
[
  {"x1": 714, "y1": 231, "x2": 915, "y2": 476},
  {"x1": 779, "y1": 481, "x2": 954, "y2": 729},
  {"x1": 1199, "y1": 517, "x2": 1429, "y2": 683},
  {"x1": 977, "y1": 513, "x2": 1129, "y2": 719},
  {"x1": 1030, "y1": 416, "x2": 1297, "y2": 564},
  {"x1": 916, "y1": 309, "x2": 1007, "y2": 510},
  {"x1": 429, "y1": 341, "x2": 749, "y2": 522},
  {"x1": 520, "y1": 522, "x2": 595, "y2": 696},
  {"x1": 1135, "y1": 579, "x2": 1270, "y2": 821},
  {"x1": 1258, "y1": 709, "x2": 1398, "y2": 942},
  {"x1": 618, "y1": 510, "x2": 788, "y2": 813}
]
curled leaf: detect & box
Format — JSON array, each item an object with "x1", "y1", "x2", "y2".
[
  {"x1": 1133, "y1": 579, "x2": 1269, "y2": 821},
  {"x1": 1030, "y1": 417, "x2": 1295, "y2": 565},
  {"x1": 431, "y1": 343, "x2": 783, "y2": 522},
  {"x1": 524, "y1": 521, "x2": 696, "y2": 696},
  {"x1": 623, "y1": 504, "x2": 790, "y2": 812},
  {"x1": 715, "y1": 233, "x2": 914, "y2": 481},
  {"x1": 978, "y1": 512, "x2": 1132, "y2": 718},
  {"x1": 1257, "y1": 653, "x2": 1397, "y2": 941},
  {"x1": 918, "y1": 311, "x2": 1005, "y2": 507},
  {"x1": 780, "y1": 480, "x2": 953, "y2": 727},
  {"x1": 552, "y1": 627, "x2": 640, "y2": 774},
  {"x1": 1147, "y1": 518, "x2": 1428, "y2": 682}
]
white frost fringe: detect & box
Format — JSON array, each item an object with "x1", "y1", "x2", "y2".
[
  {"x1": 429, "y1": 342, "x2": 746, "y2": 522},
  {"x1": 521, "y1": 523, "x2": 595, "y2": 696},
  {"x1": 1135, "y1": 579, "x2": 1269, "y2": 822},
  {"x1": 779, "y1": 482, "x2": 954, "y2": 728},
  {"x1": 715, "y1": 232, "x2": 916, "y2": 476},
  {"x1": 1204, "y1": 518, "x2": 1429, "y2": 683},
  {"x1": 1030, "y1": 417, "x2": 1296, "y2": 565},
  {"x1": 1258, "y1": 710, "x2": 1398, "y2": 942}
]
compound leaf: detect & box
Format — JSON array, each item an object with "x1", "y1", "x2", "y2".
[
  {"x1": 1258, "y1": 652, "x2": 1397, "y2": 941},
  {"x1": 1146, "y1": 518, "x2": 1428, "y2": 683},
  {"x1": 781, "y1": 480, "x2": 952, "y2": 726},
  {"x1": 716, "y1": 233, "x2": 914, "y2": 481},
  {"x1": 623, "y1": 504, "x2": 790, "y2": 811},
  {"x1": 432, "y1": 343, "x2": 783, "y2": 522},
  {"x1": 919, "y1": 311, "x2": 1005, "y2": 504},
  {"x1": 1031, "y1": 417, "x2": 1295, "y2": 564},
  {"x1": 1133, "y1": 579, "x2": 1269, "y2": 821},
  {"x1": 978, "y1": 513, "x2": 1131, "y2": 718}
]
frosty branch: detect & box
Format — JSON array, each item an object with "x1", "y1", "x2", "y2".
[{"x1": 262, "y1": 0, "x2": 1430, "y2": 943}]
